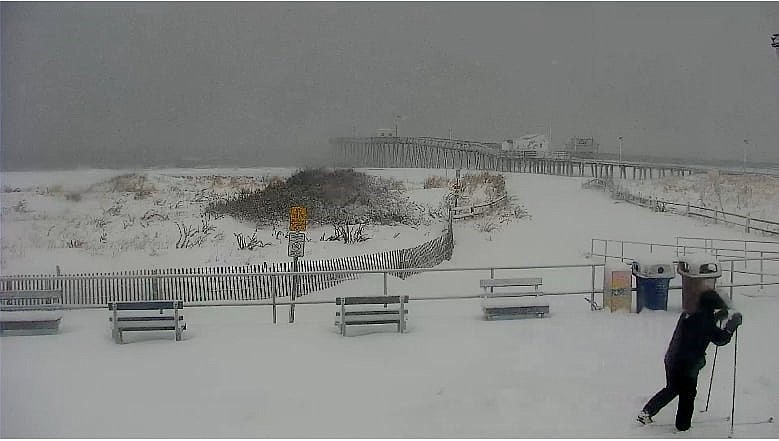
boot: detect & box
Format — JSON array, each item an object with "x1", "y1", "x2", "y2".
[{"x1": 637, "y1": 410, "x2": 653, "y2": 425}]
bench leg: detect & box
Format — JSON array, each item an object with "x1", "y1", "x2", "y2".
[
  {"x1": 118, "y1": 330, "x2": 123, "y2": 344},
  {"x1": 340, "y1": 303, "x2": 346, "y2": 336},
  {"x1": 175, "y1": 330, "x2": 181, "y2": 341}
]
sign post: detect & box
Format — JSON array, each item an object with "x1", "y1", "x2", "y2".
[
  {"x1": 451, "y1": 169, "x2": 462, "y2": 208},
  {"x1": 288, "y1": 206, "x2": 307, "y2": 323}
]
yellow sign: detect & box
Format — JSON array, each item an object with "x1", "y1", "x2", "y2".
[
  {"x1": 604, "y1": 266, "x2": 632, "y2": 312},
  {"x1": 290, "y1": 206, "x2": 307, "y2": 231}
]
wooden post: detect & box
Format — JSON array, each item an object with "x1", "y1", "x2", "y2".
[
  {"x1": 289, "y1": 256, "x2": 298, "y2": 323},
  {"x1": 729, "y1": 260, "x2": 734, "y2": 300},
  {"x1": 340, "y1": 300, "x2": 346, "y2": 336},
  {"x1": 399, "y1": 295, "x2": 405, "y2": 333},
  {"x1": 590, "y1": 264, "x2": 596, "y2": 311},
  {"x1": 111, "y1": 304, "x2": 119, "y2": 343},
  {"x1": 272, "y1": 274, "x2": 277, "y2": 324},
  {"x1": 174, "y1": 302, "x2": 181, "y2": 341}
]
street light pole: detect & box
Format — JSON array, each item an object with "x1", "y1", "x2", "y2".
[
  {"x1": 743, "y1": 139, "x2": 748, "y2": 173},
  {"x1": 618, "y1": 136, "x2": 623, "y2": 163},
  {"x1": 772, "y1": 34, "x2": 779, "y2": 60}
]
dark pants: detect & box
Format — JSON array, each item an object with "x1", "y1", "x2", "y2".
[{"x1": 643, "y1": 366, "x2": 699, "y2": 431}]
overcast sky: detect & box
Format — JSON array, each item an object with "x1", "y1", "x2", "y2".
[{"x1": 2, "y1": 2, "x2": 778, "y2": 170}]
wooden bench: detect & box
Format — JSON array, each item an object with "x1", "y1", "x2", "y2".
[
  {"x1": 334, "y1": 295, "x2": 409, "y2": 336},
  {"x1": 0, "y1": 289, "x2": 63, "y2": 334},
  {"x1": 479, "y1": 277, "x2": 550, "y2": 320},
  {"x1": 108, "y1": 300, "x2": 186, "y2": 344}
]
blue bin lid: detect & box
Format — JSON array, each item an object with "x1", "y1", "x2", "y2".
[{"x1": 631, "y1": 259, "x2": 675, "y2": 279}]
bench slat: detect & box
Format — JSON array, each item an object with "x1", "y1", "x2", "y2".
[
  {"x1": 108, "y1": 301, "x2": 182, "y2": 311},
  {"x1": 336, "y1": 310, "x2": 408, "y2": 317},
  {"x1": 337, "y1": 319, "x2": 406, "y2": 326},
  {"x1": 116, "y1": 319, "x2": 184, "y2": 329},
  {"x1": 481, "y1": 291, "x2": 545, "y2": 299},
  {"x1": 480, "y1": 278, "x2": 543, "y2": 288},
  {"x1": 0, "y1": 304, "x2": 64, "y2": 312},
  {"x1": 0, "y1": 290, "x2": 62, "y2": 301},
  {"x1": 483, "y1": 305, "x2": 550, "y2": 313},
  {"x1": 336, "y1": 312, "x2": 405, "y2": 324},
  {"x1": 111, "y1": 316, "x2": 183, "y2": 322},
  {"x1": 0, "y1": 319, "x2": 62, "y2": 331},
  {"x1": 117, "y1": 326, "x2": 180, "y2": 332},
  {"x1": 336, "y1": 295, "x2": 409, "y2": 306}
]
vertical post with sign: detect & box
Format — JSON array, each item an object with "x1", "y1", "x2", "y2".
[
  {"x1": 288, "y1": 206, "x2": 307, "y2": 323},
  {"x1": 454, "y1": 169, "x2": 461, "y2": 208}
]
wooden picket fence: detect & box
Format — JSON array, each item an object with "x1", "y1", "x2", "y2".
[
  {"x1": 0, "y1": 227, "x2": 454, "y2": 306},
  {"x1": 451, "y1": 194, "x2": 508, "y2": 220}
]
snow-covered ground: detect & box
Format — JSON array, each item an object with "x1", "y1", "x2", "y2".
[
  {"x1": 0, "y1": 168, "x2": 450, "y2": 274},
  {"x1": 1, "y1": 168, "x2": 778, "y2": 438},
  {"x1": 616, "y1": 171, "x2": 779, "y2": 222}
]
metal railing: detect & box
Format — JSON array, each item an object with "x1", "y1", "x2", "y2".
[
  {"x1": 591, "y1": 237, "x2": 779, "y2": 262},
  {"x1": 0, "y1": 262, "x2": 607, "y2": 315},
  {"x1": 589, "y1": 236, "x2": 779, "y2": 300}
]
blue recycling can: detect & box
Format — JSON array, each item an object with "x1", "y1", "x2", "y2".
[{"x1": 635, "y1": 277, "x2": 671, "y2": 312}]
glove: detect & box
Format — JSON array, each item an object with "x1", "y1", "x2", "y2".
[
  {"x1": 714, "y1": 309, "x2": 729, "y2": 321},
  {"x1": 725, "y1": 312, "x2": 742, "y2": 333}
]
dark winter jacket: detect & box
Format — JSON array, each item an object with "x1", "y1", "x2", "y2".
[{"x1": 664, "y1": 293, "x2": 733, "y2": 377}]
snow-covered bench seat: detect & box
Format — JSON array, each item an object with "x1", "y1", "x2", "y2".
[
  {"x1": 335, "y1": 295, "x2": 408, "y2": 336},
  {"x1": 479, "y1": 277, "x2": 549, "y2": 320},
  {"x1": 108, "y1": 300, "x2": 185, "y2": 344},
  {"x1": 0, "y1": 289, "x2": 64, "y2": 334}
]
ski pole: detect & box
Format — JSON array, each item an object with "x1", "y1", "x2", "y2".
[
  {"x1": 729, "y1": 329, "x2": 738, "y2": 438},
  {"x1": 703, "y1": 316, "x2": 726, "y2": 413},
  {"x1": 702, "y1": 344, "x2": 719, "y2": 412}
]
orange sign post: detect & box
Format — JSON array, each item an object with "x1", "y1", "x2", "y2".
[
  {"x1": 288, "y1": 206, "x2": 307, "y2": 324},
  {"x1": 290, "y1": 206, "x2": 307, "y2": 232}
]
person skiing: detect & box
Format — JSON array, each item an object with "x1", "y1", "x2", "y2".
[{"x1": 637, "y1": 289, "x2": 742, "y2": 431}]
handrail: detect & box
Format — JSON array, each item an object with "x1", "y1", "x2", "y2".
[
  {"x1": 590, "y1": 237, "x2": 779, "y2": 257},
  {"x1": 0, "y1": 262, "x2": 603, "y2": 281},
  {"x1": 676, "y1": 236, "x2": 779, "y2": 245}
]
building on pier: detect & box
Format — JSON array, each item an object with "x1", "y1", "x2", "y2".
[
  {"x1": 565, "y1": 137, "x2": 599, "y2": 158},
  {"x1": 501, "y1": 134, "x2": 550, "y2": 158}
]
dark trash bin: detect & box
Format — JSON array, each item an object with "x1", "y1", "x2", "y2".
[
  {"x1": 677, "y1": 255, "x2": 722, "y2": 314},
  {"x1": 632, "y1": 259, "x2": 675, "y2": 313}
]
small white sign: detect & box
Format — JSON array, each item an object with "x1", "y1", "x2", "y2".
[{"x1": 288, "y1": 231, "x2": 306, "y2": 258}]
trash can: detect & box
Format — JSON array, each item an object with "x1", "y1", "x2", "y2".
[
  {"x1": 677, "y1": 254, "x2": 722, "y2": 314},
  {"x1": 631, "y1": 258, "x2": 675, "y2": 313}
]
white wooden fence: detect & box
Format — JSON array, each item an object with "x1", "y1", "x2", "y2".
[{"x1": 0, "y1": 228, "x2": 454, "y2": 306}]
